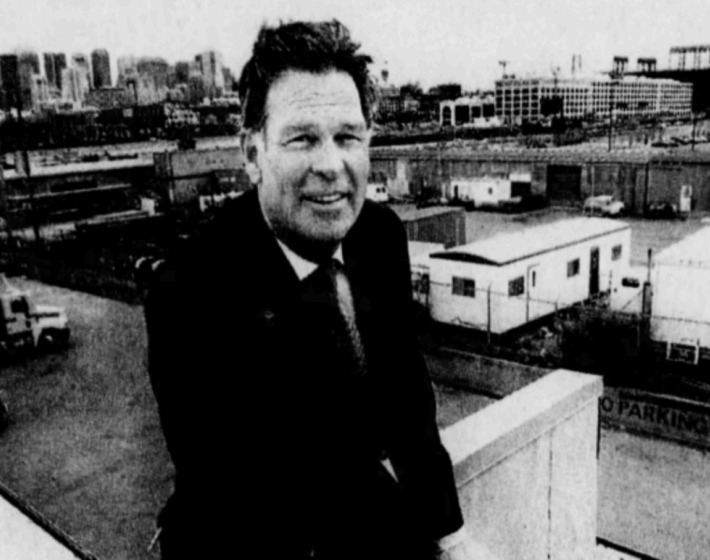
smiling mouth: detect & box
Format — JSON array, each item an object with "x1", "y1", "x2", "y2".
[{"x1": 303, "y1": 193, "x2": 349, "y2": 205}]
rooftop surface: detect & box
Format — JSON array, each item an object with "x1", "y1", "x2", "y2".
[
  {"x1": 654, "y1": 226, "x2": 710, "y2": 266},
  {"x1": 431, "y1": 217, "x2": 629, "y2": 266}
]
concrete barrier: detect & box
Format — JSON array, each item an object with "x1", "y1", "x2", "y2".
[
  {"x1": 442, "y1": 369, "x2": 603, "y2": 559},
  {"x1": 0, "y1": 481, "x2": 97, "y2": 560}
]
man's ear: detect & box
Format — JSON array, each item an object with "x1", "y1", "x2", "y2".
[{"x1": 241, "y1": 130, "x2": 263, "y2": 186}]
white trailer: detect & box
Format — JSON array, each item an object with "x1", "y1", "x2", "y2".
[
  {"x1": 408, "y1": 241, "x2": 445, "y2": 307},
  {"x1": 426, "y1": 217, "x2": 631, "y2": 333},
  {"x1": 650, "y1": 228, "x2": 710, "y2": 364},
  {"x1": 445, "y1": 173, "x2": 531, "y2": 208}
]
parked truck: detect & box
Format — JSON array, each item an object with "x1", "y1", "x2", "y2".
[{"x1": 0, "y1": 275, "x2": 70, "y2": 357}]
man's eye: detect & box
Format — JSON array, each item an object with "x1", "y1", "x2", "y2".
[
  {"x1": 337, "y1": 134, "x2": 363, "y2": 145},
  {"x1": 286, "y1": 135, "x2": 317, "y2": 147}
]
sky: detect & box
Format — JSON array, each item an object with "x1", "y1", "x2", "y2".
[{"x1": 1, "y1": 0, "x2": 710, "y2": 91}]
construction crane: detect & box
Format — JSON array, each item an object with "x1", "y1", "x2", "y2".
[{"x1": 499, "y1": 60, "x2": 508, "y2": 79}]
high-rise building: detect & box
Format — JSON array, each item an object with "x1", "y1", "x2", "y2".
[
  {"x1": 222, "y1": 67, "x2": 235, "y2": 92},
  {"x1": 31, "y1": 74, "x2": 49, "y2": 108},
  {"x1": 196, "y1": 50, "x2": 224, "y2": 97},
  {"x1": 55, "y1": 53, "x2": 66, "y2": 91},
  {"x1": 71, "y1": 53, "x2": 92, "y2": 90},
  {"x1": 18, "y1": 50, "x2": 40, "y2": 110},
  {"x1": 91, "y1": 48, "x2": 111, "y2": 89},
  {"x1": 0, "y1": 54, "x2": 20, "y2": 111},
  {"x1": 117, "y1": 56, "x2": 170, "y2": 104},
  {"x1": 43, "y1": 52, "x2": 66, "y2": 92},
  {"x1": 43, "y1": 53, "x2": 56, "y2": 88},
  {"x1": 61, "y1": 66, "x2": 87, "y2": 106},
  {"x1": 174, "y1": 61, "x2": 190, "y2": 84}
]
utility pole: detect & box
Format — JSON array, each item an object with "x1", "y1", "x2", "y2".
[
  {"x1": 691, "y1": 110, "x2": 702, "y2": 151},
  {"x1": 551, "y1": 65, "x2": 561, "y2": 145},
  {"x1": 608, "y1": 82, "x2": 615, "y2": 151}
]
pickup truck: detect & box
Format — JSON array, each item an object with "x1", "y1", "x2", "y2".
[{"x1": 0, "y1": 275, "x2": 70, "y2": 357}]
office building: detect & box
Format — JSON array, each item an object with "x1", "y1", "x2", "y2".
[
  {"x1": 494, "y1": 75, "x2": 692, "y2": 125},
  {"x1": 18, "y1": 50, "x2": 40, "y2": 110},
  {"x1": 91, "y1": 49, "x2": 111, "y2": 89},
  {"x1": 633, "y1": 45, "x2": 710, "y2": 112},
  {"x1": 174, "y1": 61, "x2": 190, "y2": 84},
  {"x1": 0, "y1": 54, "x2": 20, "y2": 111},
  {"x1": 117, "y1": 56, "x2": 169, "y2": 105},
  {"x1": 43, "y1": 52, "x2": 66, "y2": 94},
  {"x1": 196, "y1": 51, "x2": 225, "y2": 97},
  {"x1": 71, "y1": 53, "x2": 92, "y2": 88},
  {"x1": 440, "y1": 94, "x2": 499, "y2": 127},
  {"x1": 62, "y1": 66, "x2": 90, "y2": 106}
]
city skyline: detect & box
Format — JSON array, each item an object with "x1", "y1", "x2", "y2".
[{"x1": 1, "y1": 0, "x2": 710, "y2": 91}]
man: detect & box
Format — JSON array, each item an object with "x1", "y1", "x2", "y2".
[{"x1": 146, "y1": 19, "x2": 493, "y2": 560}]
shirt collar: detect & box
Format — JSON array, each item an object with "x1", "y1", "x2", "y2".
[{"x1": 276, "y1": 238, "x2": 344, "y2": 281}]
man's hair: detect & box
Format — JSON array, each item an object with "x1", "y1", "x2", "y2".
[{"x1": 238, "y1": 19, "x2": 375, "y2": 130}]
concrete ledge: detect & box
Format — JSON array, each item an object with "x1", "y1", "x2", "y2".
[
  {"x1": 0, "y1": 479, "x2": 98, "y2": 560},
  {"x1": 441, "y1": 369, "x2": 603, "y2": 559},
  {"x1": 442, "y1": 369, "x2": 603, "y2": 485}
]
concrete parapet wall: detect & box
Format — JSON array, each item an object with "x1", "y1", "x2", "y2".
[
  {"x1": 441, "y1": 369, "x2": 603, "y2": 559},
  {"x1": 0, "y1": 482, "x2": 95, "y2": 560}
]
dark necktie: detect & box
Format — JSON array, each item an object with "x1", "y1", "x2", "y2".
[{"x1": 317, "y1": 258, "x2": 368, "y2": 377}]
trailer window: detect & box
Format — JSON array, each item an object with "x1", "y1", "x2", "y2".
[
  {"x1": 412, "y1": 272, "x2": 430, "y2": 295},
  {"x1": 508, "y1": 276, "x2": 525, "y2": 297},
  {"x1": 452, "y1": 276, "x2": 476, "y2": 298},
  {"x1": 567, "y1": 259, "x2": 580, "y2": 278},
  {"x1": 612, "y1": 244, "x2": 622, "y2": 261},
  {"x1": 10, "y1": 298, "x2": 29, "y2": 315}
]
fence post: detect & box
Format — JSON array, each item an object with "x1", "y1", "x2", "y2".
[{"x1": 487, "y1": 284, "x2": 492, "y2": 346}]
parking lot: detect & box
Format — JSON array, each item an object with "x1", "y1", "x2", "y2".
[{"x1": 0, "y1": 280, "x2": 171, "y2": 560}]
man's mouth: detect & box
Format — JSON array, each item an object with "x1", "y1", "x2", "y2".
[{"x1": 303, "y1": 193, "x2": 349, "y2": 205}]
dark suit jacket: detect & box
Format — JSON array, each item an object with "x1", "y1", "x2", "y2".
[{"x1": 145, "y1": 190, "x2": 463, "y2": 559}]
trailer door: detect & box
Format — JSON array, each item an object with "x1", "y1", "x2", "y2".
[
  {"x1": 589, "y1": 247, "x2": 600, "y2": 296},
  {"x1": 526, "y1": 264, "x2": 540, "y2": 322}
]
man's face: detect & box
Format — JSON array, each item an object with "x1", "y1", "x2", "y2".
[{"x1": 247, "y1": 70, "x2": 371, "y2": 255}]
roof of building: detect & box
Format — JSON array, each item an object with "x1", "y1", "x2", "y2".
[
  {"x1": 654, "y1": 227, "x2": 710, "y2": 267},
  {"x1": 430, "y1": 217, "x2": 629, "y2": 266},
  {"x1": 371, "y1": 146, "x2": 710, "y2": 165},
  {"x1": 392, "y1": 205, "x2": 465, "y2": 222}
]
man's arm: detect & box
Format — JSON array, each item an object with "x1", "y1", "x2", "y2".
[{"x1": 378, "y1": 208, "x2": 499, "y2": 560}]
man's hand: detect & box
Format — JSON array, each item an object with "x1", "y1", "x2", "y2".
[{"x1": 437, "y1": 529, "x2": 499, "y2": 560}]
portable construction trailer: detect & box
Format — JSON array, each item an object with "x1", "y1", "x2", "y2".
[
  {"x1": 427, "y1": 217, "x2": 631, "y2": 333},
  {"x1": 650, "y1": 228, "x2": 710, "y2": 365},
  {"x1": 445, "y1": 173, "x2": 532, "y2": 209}
]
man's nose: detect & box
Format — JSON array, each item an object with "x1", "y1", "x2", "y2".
[{"x1": 310, "y1": 139, "x2": 344, "y2": 179}]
